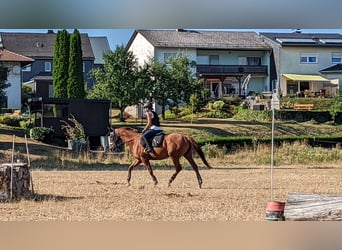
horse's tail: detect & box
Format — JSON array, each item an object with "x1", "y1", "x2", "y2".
[{"x1": 185, "y1": 136, "x2": 212, "y2": 169}]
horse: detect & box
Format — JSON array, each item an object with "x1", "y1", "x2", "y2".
[{"x1": 112, "y1": 127, "x2": 212, "y2": 188}]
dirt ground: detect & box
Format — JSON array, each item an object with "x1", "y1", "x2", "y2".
[
  {"x1": 1, "y1": 124, "x2": 342, "y2": 221},
  {"x1": 1, "y1": 164, "x2": 341, "y2": 221}
]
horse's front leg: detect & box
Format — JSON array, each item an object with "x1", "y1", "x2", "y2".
[
  {"x1": 127, "y1": 159, "x2": 141, "y2": 186},
  {"x1": 142, "y1": 159, "x2": 158, "y2": 186}
]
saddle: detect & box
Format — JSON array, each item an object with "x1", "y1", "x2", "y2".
[{"x1": 140, "y1": 131, "x2": 164, "y2": 148}]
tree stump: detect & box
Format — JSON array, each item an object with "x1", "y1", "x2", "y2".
[
  {"x1": 284, "y1": 193, "x2": 342, "y2": 221},
  {"x1": 0, "y1": 163, "x2": 31, "y2": 201}
]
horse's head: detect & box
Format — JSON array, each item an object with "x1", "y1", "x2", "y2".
[
  {"x1": 109, "y1": 127, "x2": 123, "y2": 146},
  {"x1": 111, "y1": 127, "x2": 141, "y2": 146}
]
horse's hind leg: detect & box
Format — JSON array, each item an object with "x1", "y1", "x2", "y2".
[
  {"x1": 184, "y1": 153, "x2": 203, "y2": 188},
  {"x1": 168, "y1": 157, "x2": 182, "y2": 187}
]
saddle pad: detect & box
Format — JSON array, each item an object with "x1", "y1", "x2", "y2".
[{"x1": 152, "y1": 133, "x2": 164, "y2": 147}]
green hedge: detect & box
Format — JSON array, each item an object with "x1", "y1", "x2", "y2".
[{"x1": 198, "y1": 134, "x2": 342, "y2": 148}]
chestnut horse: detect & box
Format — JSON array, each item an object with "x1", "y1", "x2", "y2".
[{"x1": 112, "y1": 127, "x2": 212, "y2": 188}]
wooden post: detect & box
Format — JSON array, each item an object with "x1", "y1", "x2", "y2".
[{"x1": 284, "y1": 193, "x2": 342, "y2": 221}]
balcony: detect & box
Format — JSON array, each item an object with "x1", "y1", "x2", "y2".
[{"x1": 196, "y1": 64, "x2": 268, "y2": 76}]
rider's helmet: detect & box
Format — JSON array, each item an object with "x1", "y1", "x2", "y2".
[{"x1": 143, "y1": 102, "x2": 153, "y2": 110}]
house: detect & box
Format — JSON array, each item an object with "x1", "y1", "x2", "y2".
[
  {"x1": 0, "y1": 47, "x2": 33, "y2": 109},
  {"x1": 126, "y1": 29, "x2": 273, "y2": 99},
  {"x1": 87, "y1": 37, "x2": 112, "y2": 88},
  {"x1": 89, "y1": 37, "x2": 111, "y2": 68},
  {"x1": 261, "y1": 31, "x2": 342, "y2": 97},
  {"x1": 0, "y1": 30, "x2": 111, "y2": 108}
]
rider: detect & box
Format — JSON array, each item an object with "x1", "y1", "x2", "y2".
[{"x1": 141, "y1": 101, "x2": 161, "y2": 153}]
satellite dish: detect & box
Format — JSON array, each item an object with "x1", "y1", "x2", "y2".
[{"x1": 12, "y1": 66, "x2": 20, "y2": 75}]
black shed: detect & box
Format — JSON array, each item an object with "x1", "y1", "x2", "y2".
[{"x1": 28, "y1": 97, "x2": 111, "y2": 148}]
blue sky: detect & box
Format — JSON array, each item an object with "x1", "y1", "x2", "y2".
[{"x1": 2, "y1": 29, "x2": 342, "y2": 50}]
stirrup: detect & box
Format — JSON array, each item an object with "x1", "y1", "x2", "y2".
[{"x1": 144, "y1": 147, "x2": 153, "y2": 153}]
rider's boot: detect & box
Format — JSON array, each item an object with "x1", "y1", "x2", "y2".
[{"x1": 141, "y1": 137, "x2": 153, "y2": 153}]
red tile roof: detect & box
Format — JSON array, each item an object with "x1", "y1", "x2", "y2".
[{"x1": 0, "y1": 49, "x2": 34, "y2": 62}]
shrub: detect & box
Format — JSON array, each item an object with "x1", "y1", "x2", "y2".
[
  {"x1": 0, "y1": 115, "x2": 23, "y2": 127},
  {"x1": 60, "y1": 114, "x2": 86, "y2": 142},
  {"x1": 233, "y1": 107, "x2": 271, "y2": 122},
  {"x1": 181, "y1": 114, "x2": 198, "y2": 121},
  {"x1": 164, "y1": 110, "x2": 177, "y2": 120},
  {"x1": 20, "y1": 118, "x2": 34, "y2": 132},
  {"x1": 30, "y1": 127, "x2": 54, "y2": 141},
  {"x1": 201, "y1": 143, "x2": 225, "y2": 158},
  {"x1": 212, "y1": 100, "x2": 225, "y2": 112},
  {"x1": 202, "y1": 111, "x2": 230, "y2": 119}
]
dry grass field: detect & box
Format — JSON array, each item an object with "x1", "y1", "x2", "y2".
[
  {"x1": 1, "y1": 120, "x2": 342, "y2": 221},
  {"x1": 1, "y1": 165, "x2": 341, "y2": 221}
]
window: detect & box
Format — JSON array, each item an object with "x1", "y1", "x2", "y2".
[
  {"x1": 22, "y1": 64, "x2": 31, "y2": 72},
  {"x1": 209, "y1": 55, "x2": 219, "y2": 65},
  {"x1": 332, "y1": 52, "x2": 342, "y2": 63},
  {"x1": 247, "y1": 57, "x2": 261, "y2": 66},
  {"x1": 164, "y1": 53, "x2": 177, "y2": 63},
  {"x1": 45, "y1": 62, "x2": 51, "y2": 72},
  {"x1": 300, "y1": 52, "x2": 317, "y2": 63},
  {"x1": 238, "y1": 57, "x2": 261, "y2": 65},
  {"x1": 238, "y1": 57, "x2": 247, "y2": 65}
]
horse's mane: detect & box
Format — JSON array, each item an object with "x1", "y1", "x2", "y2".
[{"x1": 121, "y1": 127, "x2": 140, "y2": 133}]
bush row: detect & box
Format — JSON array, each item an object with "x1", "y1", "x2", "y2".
[{"x1": 198, "y1": 134, "x2": 342, "y2": 150}]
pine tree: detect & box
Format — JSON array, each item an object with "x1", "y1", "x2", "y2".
[
  {"x1": 53, "y1": 29, "x2": 69, "y2": 98},
  {"x1": 67, "y1": 29, "x2": 85, "y2": 98}
]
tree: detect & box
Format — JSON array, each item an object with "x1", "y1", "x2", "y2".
[
  {"x1": 167, "y1": 53, "x2": 202, "y2": 110},
  {"x1": 330, "y1": 89, "x2": 342, "y2": 122},
  {"x1": 53, "y1": 29, "x2": 70, "y2": 98},
  {"x1": 67, "y1": 29, "x2": 85, "y2": 98},
  {"x1": 88, "y1": 46, "x2": 140, "y2": 122},
  {"x1": 135, "y1": 63, "x2": 153, "y2": 103},
  {"x1": 147, "y1": 58, "x2": 173, "y2": 119},
  {"x1": 0, "y1": 62, "x2": 9, "y2": 108},
  {"x1": 22, "y1": 84, "x2": 34, "y2": 107}
]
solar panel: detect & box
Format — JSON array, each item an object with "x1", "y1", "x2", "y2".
[
  {"x1": 319, "y1": 39, "x2": 342, "y2": 44},
  {"x1": 276, "y1": 38, "x2": 316, "y2": 44}
]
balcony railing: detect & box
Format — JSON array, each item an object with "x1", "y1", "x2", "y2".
[{"x1": 196, "y1": 64, "x2": 268, "y2": 75}]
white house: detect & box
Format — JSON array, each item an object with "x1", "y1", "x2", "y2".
[
  {"x1": 126, "y1": 29, "x2": 273, "y2": 99},
  {"x1": 261, "y1": 31, "x2": 342, "y2": 97},
  {"x1": 0, "y1": 48, "x2": 33, "y2": 109}
]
